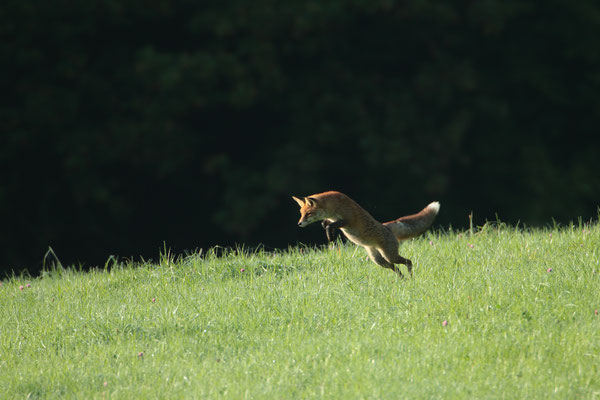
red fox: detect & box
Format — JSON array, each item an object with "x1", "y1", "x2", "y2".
[{"x1": 292, "y1": 191, "x2": 440, "y2": 276}]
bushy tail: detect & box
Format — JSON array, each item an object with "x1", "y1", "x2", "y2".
[{"x1": 383, "y1": 201, "x2": 440, "y2": 241}]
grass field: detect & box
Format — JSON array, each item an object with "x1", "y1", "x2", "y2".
[{"x1": 1, "y1": 222, "x2": 599, "y2": 399}]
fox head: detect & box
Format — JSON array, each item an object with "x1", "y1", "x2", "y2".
[{"x1": 292, "y1": 196, "x2": 326, "y2": 227}]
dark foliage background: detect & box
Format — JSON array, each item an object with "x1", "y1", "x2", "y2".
[{"x1": 2, "y1": 0, "x2": 599, "y2": 275}]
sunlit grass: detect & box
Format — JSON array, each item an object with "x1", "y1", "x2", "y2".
[{"x1": 1, "y1": 222, "x2": 599, "y2": 399}]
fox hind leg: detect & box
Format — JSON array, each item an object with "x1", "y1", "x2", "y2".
[
  {"x1": 366, "y1": 246, "x2": 403, "y2": 276},
  {"x1": 376, "y1": 229, "x2": 413, "y2": 274},
  {"x1": 379, "y1": 241, "x2": 413, "y2": 275}
]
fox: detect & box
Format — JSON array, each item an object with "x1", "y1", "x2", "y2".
[{"x1": 292, "y1": 191, "x2": 440, "y2": 276}]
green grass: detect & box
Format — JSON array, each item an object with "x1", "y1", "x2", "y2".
[{"x1": 1, "y1": 223, "x2": 599, "y2": 399}]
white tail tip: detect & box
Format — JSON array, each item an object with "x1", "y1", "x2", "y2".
[{"x1": 427, "y1": 201, "x2": 441, "y2": 214}]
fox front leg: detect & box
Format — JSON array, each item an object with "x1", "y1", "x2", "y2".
[
  {"x1": 321, "y1": 219, "x2": 346, "y2": 242},
  {"x1": 321, "y1": 220, "x2": 335, "y2": 242}
]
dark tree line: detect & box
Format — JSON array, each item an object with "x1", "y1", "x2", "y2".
[{"x1": 2, "y1": 0, "x2": 599, "y2": 275}]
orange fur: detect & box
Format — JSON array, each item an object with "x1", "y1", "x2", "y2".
[{"x1": 292, "y1": 191, "x2": 440, "y2": 276}]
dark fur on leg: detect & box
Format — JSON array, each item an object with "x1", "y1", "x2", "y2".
[
  {"x1": 366, "y1": 247, "x2": 404, "y2": 277},
  {"x1": 322, "y1": 219, "x2": 346, "y2": 242}
]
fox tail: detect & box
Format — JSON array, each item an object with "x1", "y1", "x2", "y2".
[{"x1": 383, "y1": 201, "x2": 440, "y2": 241}]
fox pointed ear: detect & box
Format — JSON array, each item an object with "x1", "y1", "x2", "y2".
[
  {"x1": 292, "y1": 196, "x2": 305, "y2": 207},
  {"x1": 305, "y1": 197, "x2": 317, "y2": 207}
]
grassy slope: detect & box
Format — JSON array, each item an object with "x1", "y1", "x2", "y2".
[{"x1": 1, "y1": 223, "x2": 599, "y2": 399}]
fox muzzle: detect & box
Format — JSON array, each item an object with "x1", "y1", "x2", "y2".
[{"x1": 298, "y1": 217, "x2": 313, "y2": 227}]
